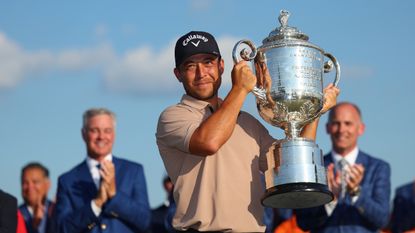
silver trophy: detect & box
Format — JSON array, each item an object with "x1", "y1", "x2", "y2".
[{"x1": 233, "y1": 10, "x2": 340, "y2": 209}]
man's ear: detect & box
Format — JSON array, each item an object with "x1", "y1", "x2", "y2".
[
  {"x1": 219, "y1": 58, "x2": 225, "y2": 75},
  {"x1": 358, "y1": 122, "x2": 366, "y2": 136},
  {"x1": 174, "y1": 68, "x2": 183, "y2": 83}
]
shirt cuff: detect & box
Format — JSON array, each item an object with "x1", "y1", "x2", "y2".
[
  {"x1": 351, "y1": 195, "x2": 359, "y2": 204},
  {"x1": 91, "y1": 200, "x2": 102, "y2": 217},
  {"x1": 325, "y1": 199, "x2": 338, "y2": 216}
]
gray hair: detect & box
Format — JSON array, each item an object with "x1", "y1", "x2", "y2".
[{"x1": 82, "y1": 108, "x2": 117, "y2": 130}]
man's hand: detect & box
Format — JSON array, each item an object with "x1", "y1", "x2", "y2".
[
  {"x1": 347, "y1": 164, "x2": 365, "y2": 194},
  {"x1": 231, "y1": 61, "x2": 257, "y2": 94},
  {"x1": 100, "y1": 160, "x2": 117, "y2": 199},
  {"x1": 32, "y1": 197, "x2": 45, "y2": 229},
  {"x1": 321, "y1": 83, "x2": 340, "y2": 114},
  {"x1": 94, "y1": 181, "x2": 108, "y2": 208},
  {"x1": 327, "y1": 163, "x2": 342, "y2": 200}
]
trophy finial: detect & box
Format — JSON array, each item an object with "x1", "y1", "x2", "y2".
[{"x1": 278, "y1": 10, "x2": 290, "y2": 28}]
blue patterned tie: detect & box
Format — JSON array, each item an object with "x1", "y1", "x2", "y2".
[{"x1": 339, "y1": 159, "x2": 348, "y2": 200}]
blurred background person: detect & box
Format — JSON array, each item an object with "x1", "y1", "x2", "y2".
[
  {"x1": 19, "y1": 162, "x2": 53, "y2": 233},
  {"x1": 296, "y1": 102, "x2": 391, "y2": 232},
  {"x1": 389, "y1": 180, "x2": 415, "y2": 233},
  {"x1": 52, "y1": 108, "x2": 151, "y2": 233},
  {"x1": 17, "y1": 210, "x2": 28, "y2": 233},
  {"x1": 0, "y1": 189, "x2": 17, "y2": 233},
  {"x1": 150, "y1": 175, "x2": 174, "y2": 233}
]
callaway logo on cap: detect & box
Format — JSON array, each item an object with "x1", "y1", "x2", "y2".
[{"x1": 175, "y1": 31, "x2": 221, "y2": 67}]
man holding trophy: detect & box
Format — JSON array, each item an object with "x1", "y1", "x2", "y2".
[{"x1": 156, "y1": 21, "x2": 340, "y2": 232}]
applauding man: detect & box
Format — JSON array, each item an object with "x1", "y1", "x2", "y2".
[{"x1": 53, "y1": 108, "x2": 151, "y2": 233}]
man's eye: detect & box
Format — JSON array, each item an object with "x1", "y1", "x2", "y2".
[
  {"x1": 104, "y1": 129, "x2": 113, "y2": 134},
  {"x1": 204, "y1": 59, "x2": 214, "y2": 65},
  {"x1": 185, "y1": 64, "x2": 196, "y2": 70}
]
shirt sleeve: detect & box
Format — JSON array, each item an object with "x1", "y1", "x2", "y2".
[
  {"x1": 90, "y1": 200, "x2": 102, "y2": 217},
  {"x1": 156, "y1": 105, "x2": 202, "y2": 153}
]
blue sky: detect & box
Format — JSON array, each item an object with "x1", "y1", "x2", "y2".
[{"x1": 1, "y1": 1, "x2": 414, "y2": 208}]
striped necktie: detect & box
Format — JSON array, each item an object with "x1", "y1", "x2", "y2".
[
  {"x1": 96, "y1": 163, "x2": 102, "y2": 187},
  {"x1": 338, "y1": 158, "x2": 348, "y2": 200}
]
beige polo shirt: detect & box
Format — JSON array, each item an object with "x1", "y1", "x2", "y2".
[{"x1": 156, "y1": 95, "x2": 275, "y2": 232}]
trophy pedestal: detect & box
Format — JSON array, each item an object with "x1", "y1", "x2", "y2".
[
  {"x1": 262, "y1": 139, "x2": 333, "y2": 209},
  {"x1": 262, "y1": 183, "x2": 332, "y2": 209}
]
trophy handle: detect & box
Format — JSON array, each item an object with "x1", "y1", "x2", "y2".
[
  {"x1": 309, "y1": 52, "x2": 341, "y2": 122},
  {"x1": 232, "y1": 40, "x2": 267, "y2": 101},
  {"x1": 323, "y1": 53, "x2": 341, "y2": 87}
]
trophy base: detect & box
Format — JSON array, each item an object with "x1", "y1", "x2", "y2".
[{"x1": 262, "y1": 182, "x2": 333, "y2": 209}]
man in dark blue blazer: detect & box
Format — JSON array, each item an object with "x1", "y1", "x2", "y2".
[
  {"x1": 296, "y1": 102, "x2": 391, "y2": 233},
  {"x1": 389, "y1": 181, "x2": 415, "y2": 233},
  {"x1": 0, "y1": 189, "x2": 17, "y2": 233},
  {"x1": 19, "y1": 162, "x2": 53, "y2": 233},
  {"x1": 52, "y1": 108, "x2": 151, "y2": 233}
]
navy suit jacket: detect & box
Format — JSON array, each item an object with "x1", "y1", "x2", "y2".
[
  {"x1": 19, "y1": 199, "x2": 53, "y2": 233},
  {"x1": 0, "y1": 189, "x2": 17, "y2": 233},
  {"x1": 389, "y1": 181, "x2": 415, "y2": 233},
  {"x1": 296, "y1": 150, "x2": 391, "y2": 233},
  {"x1": 52, "y1": 157, "x2": 151, "y2": 233}
]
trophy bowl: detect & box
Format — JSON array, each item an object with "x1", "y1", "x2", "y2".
[{"x1": 233, "y1": 10, "x2": 340, "y2": 209}]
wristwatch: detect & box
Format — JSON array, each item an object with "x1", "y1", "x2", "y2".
[{"x1": 349, "y1": 186, "x2": 361, "y2": 196}]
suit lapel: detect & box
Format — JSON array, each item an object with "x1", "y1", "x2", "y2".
[
  {"x1": 355, "y1": 151, "x2": 368, "y2": 166},
  {"x1": 324, "y1": 152, "x2": 334, "y2": 167},
  {"x1": 74, "y1": 161, "x2": 98, "y2": 201},
  {"x1": 355, "y1": 151, "x2": 369, "y2": 188},
  {"x1": 19, "y1": 204, "x2": 32, "y2": 222},
  {"x1": 112, "y1": 157, "x2": 123, "y2": 188}
]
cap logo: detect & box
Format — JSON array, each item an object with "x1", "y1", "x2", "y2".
[
  {"x1": 182, "y1": 34, "x2": 209, "y2": 47},
  {"x1": 191, "y1": 41, "x2": 200, "y2": 47}
]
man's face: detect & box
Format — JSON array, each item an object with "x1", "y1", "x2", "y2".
[
  {"x1": 174, "y1": 54, "x2": 224, "y2": 101},
  {"x1": 21, "y1": 168, "x2": 50, "y2": 206},
  {"x1": 326, "y1": 104, "x2": 365, "y2": 155},
  {"x1": 82, "y1": 114, "x2": 115, "y2": 160}
]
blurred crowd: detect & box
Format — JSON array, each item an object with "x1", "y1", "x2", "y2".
[{"x1": 1, "y1": 105, "x2": 413, "y2": 233}]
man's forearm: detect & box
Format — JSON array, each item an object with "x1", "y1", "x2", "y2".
[
  {"x1": 189, "y1": 86, "x2": 249, "y2": 155},
  {"x1": 300, "y1": 118, "x2": 319, "y2": 140}
]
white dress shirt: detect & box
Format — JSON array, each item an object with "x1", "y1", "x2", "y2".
[{"x1": 86, "y1": 154, "x2": 113, "y2": 216}]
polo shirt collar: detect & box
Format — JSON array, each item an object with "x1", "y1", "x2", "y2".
[{"x1": 181, "y1": 94, "x2": 222, "y2": 112}]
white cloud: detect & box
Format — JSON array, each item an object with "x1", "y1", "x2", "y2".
[
  {"x1": 189, "y1": 0, "x2": 213, "y2": 11},
  {"x1": 0, "y1": 32, "x2": 116, "y2": 89},
  {"x1": 104, "y1": 42, "x2": 177, "y2": 93},
  {"x1": 103, "y1": 35, "x2": 242, "y2": 95},
  {"x1": 0, "y1": 33, "x2": 52, "y2": 88},
  {"x1": 94, "y1": 24, "x2": 109, "y2": 38},
  {"x1": 3, "y1": 31, "x2": 375, "y2": 96},
  {"x1": 56, "y1": 44, "x2": 115, "y2": 70}
]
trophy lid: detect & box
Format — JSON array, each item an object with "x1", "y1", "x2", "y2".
[{"x1": 262, "y1": 10, "x2": 310, "y2": 45}]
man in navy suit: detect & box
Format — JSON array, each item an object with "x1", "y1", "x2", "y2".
[
  {"x1": 19, "y1": 162, "x2": 53, "y2": 233},
  {"x1": 150, "y1": 175, "x2": 174, "y2": 233},
  {"x1": 389, "y1": 181, "x2": 415, "y2": 233},
  {"x1": 52, "y1": 108, "x2": 151, "y2": 233},
  {"x1": 0, "y1": 189, "x2": 17, "y2": 233},
  {"x1": 296, "y1": 102, "x2": 391, "y2": 233}
]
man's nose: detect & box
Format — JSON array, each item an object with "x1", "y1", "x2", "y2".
[
  {"x1": 338, "y1": 123, "x2": 346, "y2": 132},
  {"x1": 97, "y1": 130, "x2": 105, "y2": 138},
  {"x1": 195, "y1": 63, "x2": 207, "y2": 77}
]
